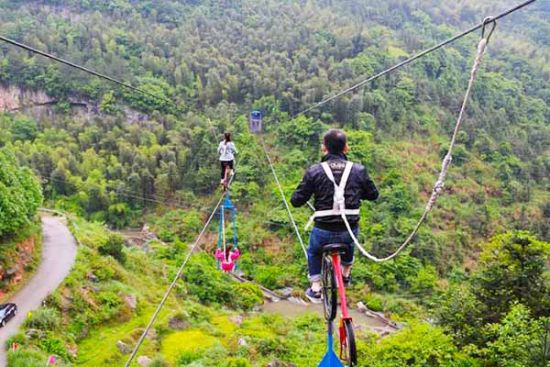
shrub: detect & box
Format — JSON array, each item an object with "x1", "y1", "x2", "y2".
[
  {"x1": 254, "y1": 265, "x2": 286, "y2": 289},
  {"x1": 98, "y1": 233, "x2": 127, "y2": 264},
  {"x1": 231, "y1": 282, "x2": 263, "y2": 311},
  {"x1": 176, "y1": 350, "x2": 202, "y2": 365},
  {"x1": 24, "y1": 307, "x2": 61, "y2": 331},
  {"x1": 364, "y1": 322, "x2": 478, "y2": 366},
  {"x1": 184, "y1": 254, "x2": 233, "y2": 305},
  {"x1": 364, "y1": 293, "x2": 384, "y2": 312},
  {"x1": 408, "y1": 264, "x2": 438, "y2": 296},
  {"x1": 39, "y1": 334, "x2": 69, "y2": 359},
  {"x1": 7, "y1": 349, "x2": 47, "y2": 367}
]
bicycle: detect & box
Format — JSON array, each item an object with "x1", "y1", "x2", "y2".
[{"x1": 321, "y1": 243, "x2": 357, "y2": 367}]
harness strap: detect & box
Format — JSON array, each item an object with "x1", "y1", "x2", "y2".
[{"x1": 305, "y1": 161, "x2": 356, "y2": 229}]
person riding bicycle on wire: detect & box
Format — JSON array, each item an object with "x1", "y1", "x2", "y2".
[
  {"x1": 291, "y1": 129, "x2": 379, "y2": 303},
  {"x1": 218, "y1": 132, "x2": 238, "y2": 185}
]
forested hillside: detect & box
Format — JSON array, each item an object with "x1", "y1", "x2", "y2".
[{"x1": 0, "y1": 0, "x2": 548, "y2": 366}]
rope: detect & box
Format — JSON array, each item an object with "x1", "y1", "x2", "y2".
[
  {"x1": 124, "y1": 173, "x2": 236, "y2": 367},
  {"x1": 259, "y1": 137, "x2": 308, "y2": 259},
  {"x1": 344, "y1": 23, "x2": 495, "y2": 263},
  {"x1": 0, "y1": 35, "x2": 175, "y2": 107},
  {"x1": 295, "y1": 0, "x2": 535, "y2": 117}
]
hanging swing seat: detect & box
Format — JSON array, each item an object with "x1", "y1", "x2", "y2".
[{"x1": 215, "y1": 194, "x2": 240, "y2": 272}]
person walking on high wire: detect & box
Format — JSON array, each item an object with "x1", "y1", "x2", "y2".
[
  {"x1": 218, "y1": 132, "x2": 238, "y2": 188},
  {"x1": 291, "y1": 129, "x2": 379, "y2": 303}
]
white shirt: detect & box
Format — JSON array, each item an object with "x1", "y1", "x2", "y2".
[{"x1": 218, "y1": 141, "x2": 237, "y2": 161}]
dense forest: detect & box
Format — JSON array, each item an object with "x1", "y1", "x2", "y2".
[{"x1": 0, "y1": 0, "x2": 548, "y2": 366}]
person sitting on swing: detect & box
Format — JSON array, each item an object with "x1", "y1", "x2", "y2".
[
  {"x1": 218, "y1": 132, "x2": 238, "y2": 185},
  {"x1": 291, "y1": 129, "x2": 379, "y2": 303}
]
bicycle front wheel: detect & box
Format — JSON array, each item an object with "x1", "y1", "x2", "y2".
[
  {"x1": 321, "y1": 255, "x2": 337, "y2": 321},
  {"x1": 339, "y1": 319, "x2": 357, "y2": 366}
]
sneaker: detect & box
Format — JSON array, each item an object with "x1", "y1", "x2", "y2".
[
  {"x1": 343, "y1": 275, "x2": 352, "y2": 287},
  {"x1": 305, "y1": 288, "x2": 322, "y2": 304}
]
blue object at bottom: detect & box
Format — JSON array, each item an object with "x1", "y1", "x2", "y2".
[{"x1": 318, "y1": 325, "x2": 344, "y2": 367}]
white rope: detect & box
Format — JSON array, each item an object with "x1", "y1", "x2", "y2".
[
  {"x1": 346, "y1": 35, "x2": 492, "y2": 262},
  {"x1": 260, "y1": 137, "x2": 308, "y2": 259},
  {"x1": 124, "y1": 173, "x2": 235, "y2": 367}
]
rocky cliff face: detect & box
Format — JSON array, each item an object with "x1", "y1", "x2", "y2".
[
  {"x1": 0, "y1": 84, "x2": 149, "y2": 123},
  {"x1": 0, "y1": 83, "x2": 93, "y2": 121},
  {"x1": 0, "y1": 84, "x2": 56, "y2": 112}
]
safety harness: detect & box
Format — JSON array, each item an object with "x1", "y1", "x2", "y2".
[{"x1": 305, "y1": 161, "x2": 359, "y2": 230}]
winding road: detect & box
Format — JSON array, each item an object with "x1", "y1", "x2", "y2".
[{"x1": 0, "y1": 216, "x2": 77, "y2": 366}]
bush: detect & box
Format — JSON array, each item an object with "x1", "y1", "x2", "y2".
[
  {"x1": 408, "y1": 265, "x2": 438, "y2": 296},
  {"x1": 24, "y1": 307, "x2": 61, "y2": 331},
  {"x1": 184, "y1": 254, "x2": 233, "y2": 306},
  {"x1": 98, "y1": 233, "x2": 127, "y2": 264},
  {"x1": 364, "y1": 322, "x2": 478, "y2": 367},
  {"x1": 254, "y1": 265, "x2": 286, "y2": 289},
  {"x1": 176, "y1": 350, "x2": 202, "y2": 365},
  {"x1": 231, "y1": 282, "x2": 263, "y2": 311},
  {"x1": 39, "y1": 334, "x2": 69, "y2": 359},
  {"x1": 7, "y1": 349, "x2": 47, "y2": 367}
]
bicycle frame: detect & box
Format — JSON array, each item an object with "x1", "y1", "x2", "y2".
[
  {"x1": 329, "y1": 252, "x2": 351, "y2": 321},
  {"x1": 320, "y1": 250, "x2": 356, "y2": 366}
]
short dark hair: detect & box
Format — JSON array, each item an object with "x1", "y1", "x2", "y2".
[
  {"x1": 224, "y1": 132, "x2": 231, "y2": 142},
  {"x1": 323, "y1": 129, "x2": 347, "y2": 154}
]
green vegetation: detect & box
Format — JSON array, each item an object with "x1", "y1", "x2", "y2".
[
  {"x1": 0, "y1": 146, "x2": 42, "y2": 238},
  {"x1": 436, "y1": 232, "x2": 549, "y2": 365},
  {"x1": 0, "y1": 0, "x2": 548, "y2": 366},
  {"x1": 0, "y1": 145, "x2": 43, "y2": 297},
  {"x1": 0, "y1": 220, "x2": 42, "y2": 296}
]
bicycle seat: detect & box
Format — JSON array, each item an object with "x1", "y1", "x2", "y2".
[{"x1": 322, "y1": 243, "x2": 349, "y2": 254}]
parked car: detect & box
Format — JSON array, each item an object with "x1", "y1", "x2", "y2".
[{"x1": 0, "y1": 303, "x2": 17, "y2": 327}]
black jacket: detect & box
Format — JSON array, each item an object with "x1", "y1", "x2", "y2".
[{"x1": 291, "y1": 153, "x2": 379, "y2": 231}]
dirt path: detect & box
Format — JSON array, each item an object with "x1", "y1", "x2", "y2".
[{"x1": 0, "y1": 216, "x2": 77, "y2": 366}]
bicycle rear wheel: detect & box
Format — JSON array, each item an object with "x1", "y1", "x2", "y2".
[
  {"x1": 321, "y1": 255, "x2": 337, "y2": 321},
  {"x1": 339, "y1": 319, "x2": 357, "y2": 366}
]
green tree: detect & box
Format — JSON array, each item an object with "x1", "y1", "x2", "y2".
[
  {"x1": 10, "y1": 115, "x2": 38, "y2": 141},
  {"x1": 472, "y1": 232, "x2": 549, "y2": 322},
  {"x1": 485, "y1": 304, "x2": 549, "y2": 367},
  {"x1": 0, "y1": 147, "x2": 43, "y2": 237}
]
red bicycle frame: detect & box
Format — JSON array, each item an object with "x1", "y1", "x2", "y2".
[
  {"x1": 330, "y1": 253, "x2": 351, "y2": 319},
  {"x1": 329, "y1": 252, "x2": 352, "y2": 357}
]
